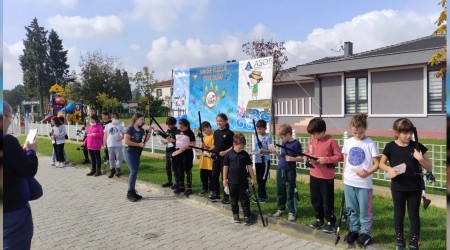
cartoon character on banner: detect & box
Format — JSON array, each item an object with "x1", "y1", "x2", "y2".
[{"x1": 247, "y1": 70, "x2": 263, "y2": 100}]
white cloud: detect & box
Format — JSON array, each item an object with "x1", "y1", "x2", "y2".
[
  {"x1": 125, "y1": 0, "x2": 210, "y2": 32},
  {"x1": 3, "y1": 41, "x2": 24, "y2": 90},
  {"x1": 284, "y1": 10, "x2": 438, "y2": 67},
  {"x1": 47, "y1": 15, "x2": 124, "y2": 38},
  {"x1": 145, "y1": 36, "x2": 246, "y2": 81},
  {"x1": 142, "y1": 10, "x2": 438, "y2": 81}
]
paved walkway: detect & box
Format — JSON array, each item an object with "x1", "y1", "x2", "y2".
[{"x1": 30, "y1": 155, "x2": 340, "y2": 250}]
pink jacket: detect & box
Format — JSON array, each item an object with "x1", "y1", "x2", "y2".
[{"x1": 85, "y1": 124, "x2": 104, "y2": 150}]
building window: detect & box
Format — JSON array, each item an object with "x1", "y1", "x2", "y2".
[
  {"x1": 428, "y1": 71, "x2": 445, "y2": 113},
  {"x1": 156, "y1": 89, "x2": 162, "y2": 97},
  {"x1": 345, "y1": 77, "x2": 367, "y2": 114}
]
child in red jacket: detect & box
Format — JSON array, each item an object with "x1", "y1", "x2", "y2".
[
  {"x1": 305, "y1": 118, "x2": 343, "y2": 233},
  {"x1": 85, "y1": 114, "x2": 105, "y2": 176}
]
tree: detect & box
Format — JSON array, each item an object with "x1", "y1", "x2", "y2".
[
  {"x1": 121, "y1": 71, "x2": 132, "y2": 101},
  {"x1": 79, "y1": 50, "x2": 122, "y2": 107},
  {"x1": 130, "y1": 66, "x2": 157, "y2": 118},
  {"x1": 19, "y1": 18, "x2": 48, "y2": 114},
  {"x1": 96, "y1": 92, "x2": 121, "y2": 112},
  {"x1": 60, "y1": 84, "x2": 74, "y2": 103},
  {"x1": 46, "y1": 29, "x2": 69, "y2": 85},
  {"x1": 242, "y1": 39, "x2": 289, "y2": 134},
  {"x1": 4, "y1": 85, "x2": 26, "y2": 112},
  {"x1": 429, "y1": 0, "x2": 447, "y2": 78},
  {"x1": 131, "y1": 88, "x2": 142, "y2": 102}
]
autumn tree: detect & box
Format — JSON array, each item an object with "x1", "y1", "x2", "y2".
[{"x1": 429, "y1": 0, "x2": 447, "y2": 77}]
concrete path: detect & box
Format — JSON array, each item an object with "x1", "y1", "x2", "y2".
[{"x1": 30, "y1": 155, "x2": 341, "y2": 250}]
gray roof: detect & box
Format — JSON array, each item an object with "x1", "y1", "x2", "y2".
[{"x1": 305, "y1": 34, "x2": 445, "y2": 65}]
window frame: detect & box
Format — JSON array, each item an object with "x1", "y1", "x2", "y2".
[
  {"x1": 427, "y1": 70, "x2": 446, "y2": 114},
  {"x1": 344, "y1": 76, "x2": 368, "y2": 114}
]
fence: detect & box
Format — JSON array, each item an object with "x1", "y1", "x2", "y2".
[{"x1": 22, "y1": 122, "x2": 447, "y2": 190}]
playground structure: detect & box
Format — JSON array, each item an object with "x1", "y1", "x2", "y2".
[{"x1": 39, "y1": 83, "x2": 85, "y2": 124}]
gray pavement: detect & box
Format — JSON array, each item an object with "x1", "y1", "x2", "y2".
[{"x1": 30, "y1": 154, "x2": 341, "y2": 250}]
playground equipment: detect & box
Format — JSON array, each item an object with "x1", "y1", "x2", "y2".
[{"x1": 39, "y1": 83, "x2": 85, "y2": 124}]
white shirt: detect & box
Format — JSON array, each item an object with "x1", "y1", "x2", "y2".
[
  {"x1": 104, "y1": 123, "x2": 125, "y2": 148},
  {"x1": 342, "y1": 137, "x2": 379, "y2": 189}
]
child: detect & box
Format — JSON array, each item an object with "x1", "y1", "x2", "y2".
[
  {"x1": 253, "y1": 119, "x2": 272, "y2": 203},
  {"x1": 172, "y1": 118, "x2": 196, "y2": 195},
  {"x1": 341, "y1": 113, "x2": 379, "y2": 246},
  {"x1": 223, "y1": 133, "x2": 255, "y2": 225},
  {"x1": 273, "y1": 124, "x2": 303, "y2": 222},
  {"x1": 198, "y1": 121, "x2": 214, "y2": 195},
  {"x1": 85, "y1": 114, "x2": 105, "y2": 177},
  {"x1": 123, "y1": 113, "x2": 150, "y2": 202},
  {"x1": 305, "y1": 117, "x2": 343, "y2": 233},
  {"x1": 103, "y1": 112, "x2": 125, "y2": 178},
  {"x1": 158, "y1": 117, "x2": 178, "y2": 188},
  {"x1": 379, "y1": 118, "x2": 432, "y2": 250},
  {"x1": 50, "y1": 117, "x2": 66, "y2": 168},
  {"x1": 209, "y1": 113, "x2": 234, "y2": 204}
]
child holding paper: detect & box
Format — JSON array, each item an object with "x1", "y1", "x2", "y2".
[{"x1": 379, "y1": 118, "x2": 432, "y2": 250}]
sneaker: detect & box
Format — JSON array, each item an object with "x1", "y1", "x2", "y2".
[
  {"x1": 252, "y1": 197, "x2": 267, "y2": 204},
  {"x1": 209, "y1": 195, "x2": 220, "y2": 202},
  {"x1": 273, "y1": 210, "x2": 285, "y2": 217},
  {"x1": 322, "y1": 222, "x2": 335, "y2": 233},
  {"x1": 162, "y1": 182, "x2": 173, "y2": 188},
  {"x1": 64, "y1": 162, "x2": 70, "y2": 167},
  {"x1": 171, "y1": 184, "x2": 179, "y2": 190},
  {"x1": 221, "y1": 196, "x2": 230, "y2": 204},
  {"x1": 115, "y1": 168, "x2": 121, "y2": 177},
  {"x1": 173, "y1": 187, "x2": 186, "y2": 194},
  {"x1": 184, "y1": 188, "x2": 193, "y2": 196},
  {"x1": 198, "y1": 190, "x2": 208, "y2": 195},
  {"x1": 356, "y1": 233, "x2": 371, "y2": 246},
  {"x1": 233, "y1": 214, "x2": 241, "y2": 223},
  {"x1": 309, "y1": 219, "x2": 324, "y2": 229},
  {"x1": 244, "y1": 215, "x2": 252, "y2": 225},
  {"x1": 82, "y1": 159, "x2": 90, "y2": 164},
  {"x1": 94, "y1": 169, "x2": 102, "y2": 176},
  {"x1": 51, "y1": 161, "x2": 56, "y2": 166},
  {"x1": 288, "y1": 213, "x2": 296, "y2": 222},
  {"x1": 344, "y1": 231, "x2": 359, "y2": 244},
  {"x1": 408, "y1": 240, "x2": 418, "y2": 250},
  {"x1": 108, "y1": 168, "x2": 116, "y2": 178},
  {"x1": 395, "y1": 240, "x2": 406, "y2": 250}
]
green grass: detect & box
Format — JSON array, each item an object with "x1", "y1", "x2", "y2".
[
  {"x1": 20, "y1": 135, "x2": 446, "y2": 250},
  {"x1": 119, "y1": 116, "x2": 168, "y2": 125}
]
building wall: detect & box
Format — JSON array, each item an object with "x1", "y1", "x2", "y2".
[
  {"x1": 371, "y1": 68, "x2": 424, "y2": 114},
  {"x1": 318, "y1": 76, "x2": 343, "y2": 115}
]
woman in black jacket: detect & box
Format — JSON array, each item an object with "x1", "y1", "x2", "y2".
[{"x1": 3, "y1": 101, "x2": 38, "y2": 249}]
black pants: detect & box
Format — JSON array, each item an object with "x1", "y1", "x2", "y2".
[
  {"x1": 200, "y1": 169, "x2": 212, "y2": 191},
  {"x1": 391, "y1": 190, "x2": 421, "y2": 244},
  {"x1": 165, "y1": 151, "x2": 175, "y2": 183},
  {"x1": 211, "y1": 156, "x2": 229, "y2": 198},
  {"x1": 229, "y1": 183, "x2": 250, "y2": 216},
  {"x1": 310, "y1": 175, "x2": 336, "y2": 224},
  {"x1": 88, "y1": 150, "x2": 101, "y2": 171},
  {"x1": 255, "y1": 161, "x2": 270, "y2": 198},
  {"x1": 53, "y1": 143, "x2": 65, "y2": 162},
  {"x1": 174, "y1": 150, "x2": 193, "y2": 189}
]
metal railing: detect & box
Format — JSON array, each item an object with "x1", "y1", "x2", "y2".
[{"x1": 22, "y1": 122, "x2": 446, "y2": 190}]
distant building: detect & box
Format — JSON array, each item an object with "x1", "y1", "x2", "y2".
[
  {"x1": 151, "y1": 80, "x2": 173, "y2": 108},
  {"x1": 274, "y1": 35, "x2": 446, "y2": 137}
]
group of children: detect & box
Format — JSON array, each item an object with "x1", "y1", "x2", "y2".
[{"x1": 154, "y1": 112, "x2": 431, "y2": 249}]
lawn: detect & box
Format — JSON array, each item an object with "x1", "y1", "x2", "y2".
[{"x1": 20, "y1": 136, "x2": 446, "y2": 250}]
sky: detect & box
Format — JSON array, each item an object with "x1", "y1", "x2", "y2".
[{"x1": 3, "y1": 0, "x2": 443, "y2": 91}]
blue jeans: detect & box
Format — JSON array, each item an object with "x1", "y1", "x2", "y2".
[
  {"x1": 3, "y1": 203, "x2": 33, "y2": 249},
  {"x1": 124, "y1": 148, "x2": 141, "y2": 192},
  {"x1": 344, "y1": 184, "x2": 373, "y2": 234}
]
